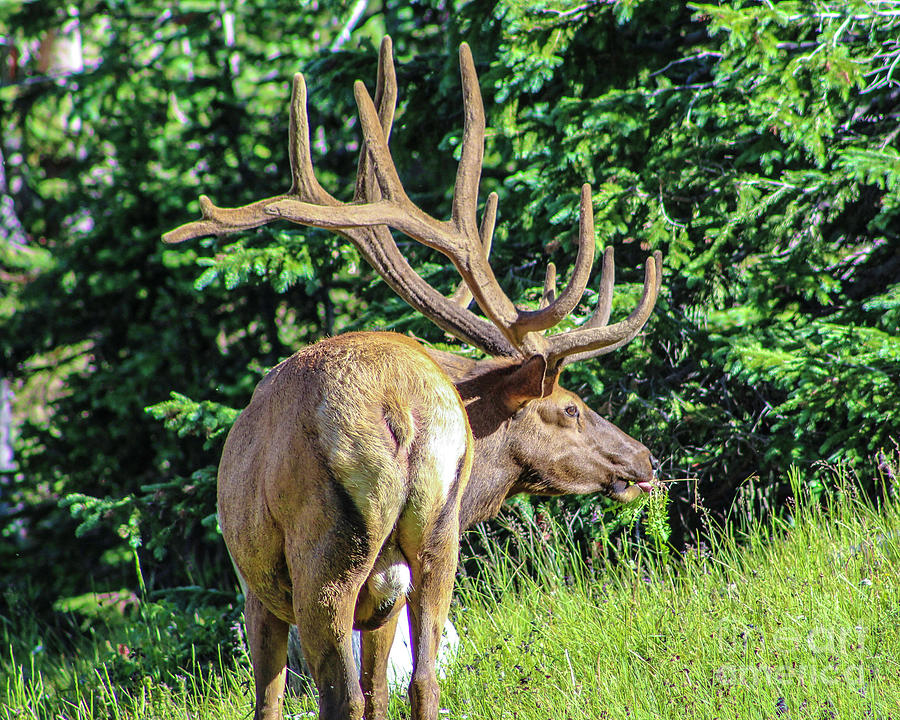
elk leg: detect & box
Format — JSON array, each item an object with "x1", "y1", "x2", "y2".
[
  {"x1": 360, "y1": 610, "x2": 402, "y2": 720},
  {"x1": 402, "y1": 522, "x2": 460, "y2": 720},
  {"x1": 286, "y1": 519, "x2": 374, "y2": 720},
  {"x1": 292, "y1": 585, "x2": 366, "y2": 720},
  {"x1": 245, "y1": 589, "x2": 290, "y2": 720}
]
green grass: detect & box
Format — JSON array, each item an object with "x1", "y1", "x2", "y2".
[
  {"x1": 4, "y1": 465, "x2": 899, "y2": 719},
  {"x1": 444, "y1": 472, "x2": 900, "y2": 719}
]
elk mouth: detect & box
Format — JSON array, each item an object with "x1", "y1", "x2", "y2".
[
  {"x1": 604, "y1": 474, "x2": 658, "y2": 503},
  {"x1": 609, "y1": 453, "x2": 662, "y2": 501}
]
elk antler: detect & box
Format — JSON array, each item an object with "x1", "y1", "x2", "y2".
[{"x1": 163, "y1": 37, "x2": 662, "y2": 369}]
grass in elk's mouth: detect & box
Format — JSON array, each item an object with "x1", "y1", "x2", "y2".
[
  {"x1": 3, "y1": 462, "x2": 899, "y2": 720},
  {"x1": 614, "y1": 477, "x2": 673, "y2": 551}
]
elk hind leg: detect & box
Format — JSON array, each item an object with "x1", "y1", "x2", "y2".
[
  {"x1": 286, "y1": 521, "x2": 377, "y2": 720},
  {"x1": 360, "y1": 611, "x2": 402, "y2": 720},
  {"x1": 291, "y1": 577, "x2": 367, "y2": 720},
  {"x1": 401, "y1": 521, "x2": 460, "y2": 720},
  {"x1": 245, "y1": 589, "x2": 290, "y2": 720}
]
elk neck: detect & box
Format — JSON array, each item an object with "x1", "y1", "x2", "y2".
[{"x1": 427, "y1": 348, "x2": 529, "y2": 529}]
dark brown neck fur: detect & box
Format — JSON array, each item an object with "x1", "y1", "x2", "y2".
[{"x1": 427, "y1": 349, "x2": 525, "y2": 529}]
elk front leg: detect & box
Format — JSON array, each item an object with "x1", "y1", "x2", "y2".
[
  {"x1": 360, "y1": 611, "x2": 402, "y2": 720},
  {"x1": 401, "y1": 522, "x2": 460, "y2": 720},
  {"x1": 245, "y1": 589, "x2": 290, "y2": 720}
]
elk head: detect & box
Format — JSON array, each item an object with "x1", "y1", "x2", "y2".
[{"x1": 164, "y1": 36, "x2": 662, "y2": 720}]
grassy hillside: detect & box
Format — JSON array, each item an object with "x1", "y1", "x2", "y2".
[{"x1": 4, "y1": 464, "x2": 899, "y2": 720}]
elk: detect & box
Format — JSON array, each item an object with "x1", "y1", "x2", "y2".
[{"x1": 164, "y1": 37, "x2": 662, "y2": 720}]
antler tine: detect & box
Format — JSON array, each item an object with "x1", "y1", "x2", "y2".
[
  {"x1": 451, "y1": 191, "x2": 497, "y2": 308},
  {"x1": 563, "y1": 250, "x2": 662, "y2": 364},
  {"x1": 289, "y1": 72, "x2": 337, "y2": 205},
  {"x1": 550, "y1": 250, "x2": 662, "y2": 368},
  {"x1": 452, "y1": 43, "x2": 485, "y2": 237},
  {"x1": 509, "y1": 183, "x2": 596, "y2": 335},
  {"x1": 355, "y1": 36, "x2": 397, "y2": 202},
  {"x1": 162, "y1": 193, "x2": 283, "y2": 245},
  {"x1": 538, "y1": 262, "x2": 557, "y2": 310},
  {"x1": 584, "y1": 246, "x2": 615, "y2": 329},
  {"x1": 162, "y1": 71, "x2": 335, "y2": 245}
]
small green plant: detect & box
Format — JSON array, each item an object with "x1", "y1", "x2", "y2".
[{"x1": 611, "y1": 481, "x2": 673, "y2": 555}]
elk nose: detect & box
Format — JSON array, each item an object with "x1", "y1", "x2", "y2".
[{"x1": 650, "y1": 455, "x2": 661, "y2": 476}]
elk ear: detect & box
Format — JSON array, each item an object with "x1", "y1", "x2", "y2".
[{"x1": 499, "y1": 355, "x2": 558, "y2": 412}]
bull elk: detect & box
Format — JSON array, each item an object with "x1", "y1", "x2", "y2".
[{"x1": 164, "y1": 37, "x2": 662, "y2": 720}]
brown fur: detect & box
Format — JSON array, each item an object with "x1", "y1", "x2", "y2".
[
  {"x1": 221, "y1": 333, "x2": 656, "y2": 720},
  {"x1": 425, "y1": 348, "x2": 656, "y2": 528},
  {"x1": 219, "y1": 333, "x2": 472, "y2": 720}
]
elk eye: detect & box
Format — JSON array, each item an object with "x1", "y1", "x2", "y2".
[{"x1": 565, "y1": 405, "x2": 579, "y2": 418}]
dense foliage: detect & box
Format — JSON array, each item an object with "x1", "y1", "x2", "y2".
[{"x1": 2, "y1": 0, "x2": 898, "y2": 694}]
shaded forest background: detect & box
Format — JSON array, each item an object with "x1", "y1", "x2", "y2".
[{"x1": 1, "y1": 0, "x2": 898, "y2": 687}]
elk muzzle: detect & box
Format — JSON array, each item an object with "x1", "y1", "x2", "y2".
[{"x1": 590, "y1": 413, "x2": 659, "y2": 503}]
